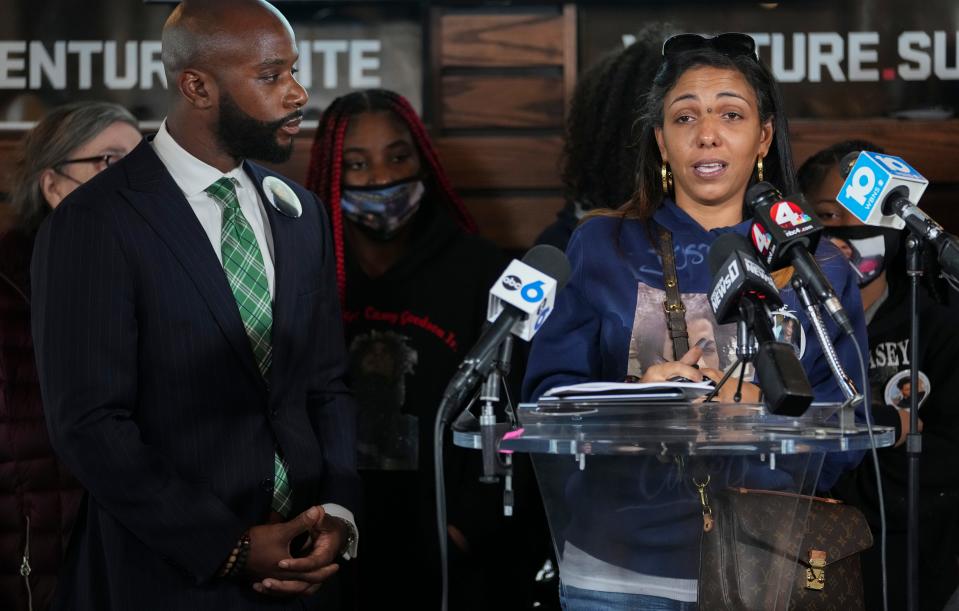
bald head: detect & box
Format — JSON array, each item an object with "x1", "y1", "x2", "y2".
[{"x1": 161, "y1": 0, "x2": 294, "y2": 84}]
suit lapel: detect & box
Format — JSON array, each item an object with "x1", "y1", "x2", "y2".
[
  {"x1": 244, "y1": 162, "x2": 298, "y2": 394},
  {"x1": 118, "y1": 141, "x2": 267, "y2": 389}
]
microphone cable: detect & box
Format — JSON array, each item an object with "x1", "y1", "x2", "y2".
[{"x1": 847, "y1": 331, "x2": 887, "y2": 611}]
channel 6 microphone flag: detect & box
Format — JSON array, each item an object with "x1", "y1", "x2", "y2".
[
  {"x1": 836, "y1": 151, "x2": 929, "y2": 230},
  {"x1": 488, "y1": 257, "x2": 559, "y2": 341}
]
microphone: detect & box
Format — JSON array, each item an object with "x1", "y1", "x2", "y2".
[
  {"x1": 708, "y1": 232, "x2": 784, "y2": 324},
  {"x1": 434, "y1": 244, "x2": 569, "y2": 611},
  {"x1": 746, "y1": 182, "x2": 855, "y2": 337},
  {"x1": 441, "y1": 244, "x2": 571, "y2": 417},
  {"x1": 708, "y1": 233, "x2": 813, "y2": 416},
  {"x1": 837, "y1": 151, "x2": 959, "y2": 279}
]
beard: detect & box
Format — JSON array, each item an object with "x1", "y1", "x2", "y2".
[{"x1": 215, "y1": 91, "x2": 301, "y2": 164}]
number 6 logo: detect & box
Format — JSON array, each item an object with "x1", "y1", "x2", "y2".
[{"x1": 521, "y1": 280, "x2": 545, "y2": 303}]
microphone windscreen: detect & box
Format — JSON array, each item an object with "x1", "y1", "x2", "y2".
[
  {"x1": 839, "y1": 151, "x2": 860, "y2": 179},
  {"x1": 522, "y1": 244, "x2": 572, "y2": 291},
  {"x1": 708, "y1": 232, "x2": 754, "y2": 276},
  {"x1": 745, "y1": 181, "x2": 781, "y2": 213}
]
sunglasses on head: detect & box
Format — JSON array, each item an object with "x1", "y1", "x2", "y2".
[{"x1": 662, "y1": 33, "x2": 757, "y2": 60}]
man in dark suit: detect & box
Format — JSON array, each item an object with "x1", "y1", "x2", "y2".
[{"x1": 30, "y1": 1, "x2": 359, "y2": 608}]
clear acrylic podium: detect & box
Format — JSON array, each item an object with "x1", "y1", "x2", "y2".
[{"x1": 454, "y1": 399, "x2": 894, "y2": 610}]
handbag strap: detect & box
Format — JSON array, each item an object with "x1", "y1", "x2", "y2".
[{"x1": 657, "y1": 225, "x2": 690, "y2": 359}]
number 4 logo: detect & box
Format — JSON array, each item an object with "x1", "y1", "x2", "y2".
[
  {"x1": 751, "y1": 223, "x2": 772, "y2": 255},
  {"x1": 771, "y1": 201, "x2": 810, "y2": 228}
]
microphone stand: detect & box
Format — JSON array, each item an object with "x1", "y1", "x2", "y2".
[
  {"x1": 703, "y1": 314, "x2": 756, "y2": 403},
  {"x1": 791, "y1": 277, "x2": 861, "y2": 425},
  {"x1": 476, "y1": 337, "x2": 515, "y2": 514},
  {"x1": 435, "y1": 334, "x2": 517, "y2": 611},
  {"x1": 905, "y1": 235, "x2": 922, "y2": 611}
]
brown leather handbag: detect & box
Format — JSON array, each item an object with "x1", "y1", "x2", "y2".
[{"x1": 698, "y1": 486, "x2": 873, "y2": 611}]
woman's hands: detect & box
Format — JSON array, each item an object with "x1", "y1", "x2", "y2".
[{"x1": 638, "y1": 342, "x2": 762, "y2": 404}]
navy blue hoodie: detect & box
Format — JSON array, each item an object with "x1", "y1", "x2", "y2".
[{"x1": 522, "y1": 199, "x2": 868, "y2": 580}]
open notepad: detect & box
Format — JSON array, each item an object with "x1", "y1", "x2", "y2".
[{"x1": 540, "y1": 381, "x2": 715, "y2": 402}]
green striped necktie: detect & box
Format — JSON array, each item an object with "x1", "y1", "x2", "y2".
[{"x1": 206, "y1": 177, "x2": 291, "y2": 517}]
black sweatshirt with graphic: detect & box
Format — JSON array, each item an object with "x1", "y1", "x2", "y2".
[
  {"x1": 340, "y1": 201, "x2": 545, "y2": 610},
  {"x1": 832, "y1": 277, "x2": 959, "y2": 610}
]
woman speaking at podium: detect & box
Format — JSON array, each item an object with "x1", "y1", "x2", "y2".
[{"x1": 522, "y1": 33, "x2": 868, "y2": 610}]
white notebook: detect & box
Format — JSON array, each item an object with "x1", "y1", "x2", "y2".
[{"x1": 540, "y1": 380, "x2": 714, "y2": 401}]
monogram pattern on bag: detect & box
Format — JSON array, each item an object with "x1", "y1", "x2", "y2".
[{"x1": 699, "y1": 488, "x2": 872, "y2": 611}]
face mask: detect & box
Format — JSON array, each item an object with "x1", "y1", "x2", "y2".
[
  {"x1": 823, "y1": 225, "x2": 902, "y2": 288},
  {"x1": 341, "y1": 178, "x2": 425, "y2": 241}
]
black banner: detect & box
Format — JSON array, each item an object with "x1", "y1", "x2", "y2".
[
  {"x1": 579, "y1": 0, "x2": 959, "y2": 119},
  {"x1": 0, "y1": 1, "x2": 423, "y2": 125}
]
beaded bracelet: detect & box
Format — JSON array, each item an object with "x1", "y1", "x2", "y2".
[{"x1": 219, "y1": 531, "x2": 251, "y2": 578}]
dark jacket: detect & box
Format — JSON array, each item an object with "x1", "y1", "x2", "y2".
[
  {"x1": 522, "y1": 201, "x2": 868, "y2": 580},
  {"x1": 30, "y1": 140, "x2": 359, "y2": 610},
  {"x1": 0, "y1": 228, "x2": 84, "y2": 611},
  {"x1": 340, "y1": 202, "x2": 530, "y2": 609},
  {"x1": 833, "y1": 277, "x2": 959, "y2": 611}
]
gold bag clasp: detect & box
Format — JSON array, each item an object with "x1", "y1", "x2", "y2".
[{"x1": 805, "y1": 549, "x2": 827, "y2": 590}]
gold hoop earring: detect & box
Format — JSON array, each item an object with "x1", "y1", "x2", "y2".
[
  {"x1": 756, "y1": 156, "x2": 764, "y2": 182},
  {"x1": 661, "y1": 162, "x2": 673, "y2": 195}
]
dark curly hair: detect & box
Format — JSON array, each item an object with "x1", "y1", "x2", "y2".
[
  {"x1": 797, "y1": 139, "x2": 884, "y2": 195},
  {"x1": 561, "y1": 24, "x2": 671, "y2": 212}
]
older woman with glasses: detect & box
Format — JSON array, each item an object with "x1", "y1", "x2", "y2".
[
  {"x1": 1, "y1": 101, "x2": 140, "y2": 611},
  {"x1": 522, "y1": 33, "x2": 868, "y2": 610}
]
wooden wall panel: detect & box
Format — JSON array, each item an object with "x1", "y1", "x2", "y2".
[
  {"x1": 441, "y1": 75, "x2": 564, "y2": 129},
  {"x1": 432, "y1": 6, "x2": 573, "y2": 249},
  {"x1": 790, "y1": 119, "x2": 959, "y2": 183},
  {"x1": 435, "y1": 136, "x2": 563, "y2": 191},
  {"x1": 463, "y1": 195, "x2": 564, "y2": 250},
  {"x1": 440, "y1": 13, "x2": 565, "y2": 68}
]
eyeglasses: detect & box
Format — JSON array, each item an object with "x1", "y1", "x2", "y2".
[
  {"x1": 662, "y1": 33, "x2": 757, "y2": 60},
  {"x1": 54, "y1": 153, "x2": 123, "y2": 172}
]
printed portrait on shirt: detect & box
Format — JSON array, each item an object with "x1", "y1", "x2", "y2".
[
  {"x1": 883, "y1": 369, "x2": 931, "y2": 410},
  {"x1": 349, "y1": 330, "x2": 419, "y2": 470},
  {"x1": 627, "y1": 284, "x2": 742, "y2": 378},
  {"x1": 770, "y1": 309, "x2": 806, "y2": 358}
]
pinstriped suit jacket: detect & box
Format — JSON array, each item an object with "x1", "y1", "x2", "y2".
[{"x1": 31, "y1": 140, "x2": 358, "y2": 610}]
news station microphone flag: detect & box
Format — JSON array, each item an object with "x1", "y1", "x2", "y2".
[
  {"x1": 435, "y1": 244, "x2": 570, "y2": 611},
  {"x1": 707, "y1": 232, "x2": 814, "y2": 416},
  {"x1": 440, "y1": 244, "x2": 571, "y2": 413},
  {"x1": 837, "y1": 150, "x2": 959, "y2": 281},
  {"x1": 745, "y1": 182, "x2": 856, "y2": 337}
]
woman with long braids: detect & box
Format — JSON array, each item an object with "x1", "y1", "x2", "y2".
[
  {"x1": 306, "y1": 89, "x2": 544, "y2": 610},
  {"x1": 522, "y1": 34, "x2": 868, "y2": 610}
]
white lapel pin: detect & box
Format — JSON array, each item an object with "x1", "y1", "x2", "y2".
[{"x1": 262, "y1": 176, "x2": 303, "y2": 218}]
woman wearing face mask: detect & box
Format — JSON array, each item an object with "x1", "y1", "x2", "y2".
[
  {"x1": 1, "y1": 101, "x2": 141, "y2": 611},
  {"x1": 800, "y1": 140, "x2": 959, "y2": 611},
  {"x1": 522, "y1": 34, "x2": 868, "y2": 610},
  {"x1": 306, "y1": 89, "x2": 547, "y2": 610}
]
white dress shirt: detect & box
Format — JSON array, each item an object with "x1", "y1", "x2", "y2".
[
  {"x1": 151, "y1": 120, "x2": 358, "y2": 558},
  {"x1": 152, "y1": 121, "x2": 276, "y2": 297}
]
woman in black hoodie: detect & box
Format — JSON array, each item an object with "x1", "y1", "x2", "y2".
[
  {"x1": 306, "y1": 89, "x2": 545, "y2": 610},
  {"x1": 800, "y1": 140, "x2": 959, "y2": 611}
]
